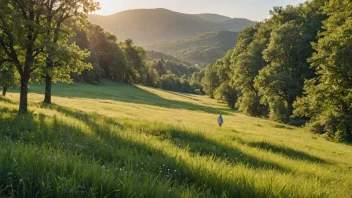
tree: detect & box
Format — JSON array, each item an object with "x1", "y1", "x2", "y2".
[
  {"x1": 215, "y1": 82, "x2": 237, "y2": 109},
  {"x1": 0, "y1": 50, "x2": 14, "y2": 96},
  {"x1": 159, "y1": 73, "x2": 180, "y2": 91},
  {"x1": 180, "y1": 79, "x2": 192, "y2": 93},
  {"x1": 253, "y1": 0, "x2": 326, "y2": 122},
  {"x1": 0, "y1": 1, "x2": 47, "y2": 112},
  {"x1": 0, "y1": 65, "x2": 17, "y2": 97},
  {"x1": 152, "y1": 59, "x2": 166, "y2": 76},
  {"x1": 144, "y1": 67, "x2": 160, "y2": 87},
  {"x1": 255, "y1": 22, "x2": 314, "y2": 122},
  {"x1": 231, "y1": 24, "x2": 270, "y2": 116},
  {"x1": 87, "y1": 25, "x2": 127, "y2": 81},
  {"x1": 42, "y1": 0, "x2": 99, "y2": 104},
  {"x1": 0, "y1": 0, "x2": 98, "y2": 112},
  {"x1": 120, "y1": 39, "x2": 146, "y2": 83},
  {"x1": 294, "y1": 0, "x2": 352, "y2": 141},
  {"x1": 210, "y1": 50, "x2": 238, "y2": 108},
  {"x1": 202, "y1": 64, "x2": 219, "y2": 99},
  {"x1": 72, "y1": 28, "x2": 102, "y2": 83}
]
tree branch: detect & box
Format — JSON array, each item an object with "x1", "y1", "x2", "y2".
[{"x1": 14, "y1": 0, "x2": 28, "y2": 20}]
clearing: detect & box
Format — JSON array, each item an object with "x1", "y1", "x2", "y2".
[{"x1": 0, "y1": 81, "x2": 351, "y2": 197}]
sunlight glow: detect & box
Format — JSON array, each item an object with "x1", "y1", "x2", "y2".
[{"x1": 92, "y1": 0, "x2": 306, "y2": 21}]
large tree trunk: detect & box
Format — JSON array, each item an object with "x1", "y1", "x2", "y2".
[
  {"x1": 286, "y1": 95, "x2": 295, "y2": 122},
  {"x1": 43, "y1": 73, "x2": 52, "y2": 104},
  {"x1": 2, "y1": 86, "x2": 8, "y2": 97},
  {"x1": 19, "y1": 49, "x2": 33, "y2": 112},
  {"x1": 19, "y1": 75, "x2": 29, "y2": 112},
  {"x1": 43, "y1": 16, "x2": 61, "y2": 105}
]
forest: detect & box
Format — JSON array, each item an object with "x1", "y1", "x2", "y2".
[{"x1": 201, "y1": 0, "x2": 352, "y2": 142}]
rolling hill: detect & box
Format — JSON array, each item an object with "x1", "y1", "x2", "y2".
[
  {"x1": 196, "y1": 13, "x2": 232, "y2": 23},
  {"x1": 145, "y1": 50, "x2": 192, "y2": 66},
  {"x1": 197, "y1": 13, "x2": 256, "y2": 31},
  {"x1": 1, "y1": 81, "x2": 351, "y2": 197},
  {"x1": 145, "y1": 31, "x2": 240, "y2": 66},
  {"x1": 88, "y1": 8, "x2": 255, "y2": 45}
]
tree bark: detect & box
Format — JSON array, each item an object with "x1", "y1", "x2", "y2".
[
  {"x1": 2, "y1": 86, "x2": 7, "y2": 97},
  {"x1": 43, "y1": 73, "x2": 52, "y2": 104},
  {"x1": 19, "y1": 75, "x2": 29, "y2": 112},
  {"x1": 286, "y1": 95, "x2": 295, "y2": 122},
  {"x1": 19, "y1": 44, "x2": 33, "y2": 112}
]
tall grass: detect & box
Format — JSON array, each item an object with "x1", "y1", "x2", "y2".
[{"x1": 0, "y1": 81, "x2": 351, "y2": 197}]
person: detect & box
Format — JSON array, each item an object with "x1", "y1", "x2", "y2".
[{"x1": 217, "y1": 114, "x2": 223, "y2": 127}]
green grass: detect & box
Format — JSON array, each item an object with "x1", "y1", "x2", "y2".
[{"x1": 0, "y1": 81, "x2": 351, "y2": 197}]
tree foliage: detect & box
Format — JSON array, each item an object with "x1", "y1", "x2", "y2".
[
  {"x1": 206, "y1": 0, "x2": 352, "y2": 141},
  {"x1": 294, "y1": 0, "x2": 352, "y2": 141},
  {"x1": 0, "y1": 0, "x2": 99, "y2": 111},
  {"x1": 0, "y1": 65, "x2": 18, "y2": 97},
  {"x1": 202, "y1": 50, "x2": 238, "y2": 108}
]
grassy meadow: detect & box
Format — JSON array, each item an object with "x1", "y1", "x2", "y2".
[{"x1": 0, "y1": 81, "x2": 351, "y2": 197}]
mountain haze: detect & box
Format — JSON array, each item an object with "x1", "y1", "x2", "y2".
[
  {"x1": 197, "y1": 14, "x2": 255, "y2": 31},
  {"x1": 88, "y1": 8, "x2": 255, "y2": 45},
  {"x1": 145, "y1": 51, "x2": 192, "y2": 66},
  {"x1": 196, "y1": 13, "x2": 232, "y2": 23},
  {"x1": 145, "y1": 31, "x2": 239, "y2": 66}
]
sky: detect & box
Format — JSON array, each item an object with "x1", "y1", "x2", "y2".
[{"x1": 92, "y1": 0, "x2": 306, "y2": 21}]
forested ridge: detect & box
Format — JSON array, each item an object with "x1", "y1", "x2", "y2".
[
  {"x1": 89, "y1": 9, "x2": 254, "y2": 66},
  {"x1": 88, "y1": 8, "x2": 255, "y2": 45},
  {"x1": 201, "y1": 0, "x2": 352, "y2": 141},
  {"x1": 145, "y1": 31, "x2": 240, "y2": 67}
]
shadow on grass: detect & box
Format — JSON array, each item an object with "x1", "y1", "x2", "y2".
[
  {"x1": 273, "y1": 124, "x2": 294, "y2": 130},
  {"x1": 245, "y1": 141, "x2": 330, "y2": 164},
  {"x1": 0, "y1": 105, "x2": 275, "y2": 197},
  {"x1": 164, "y1": 91, "x2": 202, "y2": 102},
  {"x1": 42, "y1": 104, "x2": 291, "y2": 172},
  {"x1": 141, "y1": 127, "x2": 291, "y2": 173},
  {"x1": 0, "y1": 96, "x2": 16, "y2": 104},
  {"x1": 26, "y1": 82, "x2": 229, "y2": 115}
]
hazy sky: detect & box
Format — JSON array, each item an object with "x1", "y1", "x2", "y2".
[{"x1": 93, "y1": 0, "x2": 306, "y2": 21}]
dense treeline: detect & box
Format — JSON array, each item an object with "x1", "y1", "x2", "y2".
[
  {"x1": 202, "y1": 50, "x2": 237, "y2": 108},
  {"x1": 145, "y1": 51, "x2": 192, "y2": 66},
  {"x1": 202, "y1": 0, "x2": 352, "y2": 141},
  {"x1": 72, "y1": 24, "x2": 205, "y2": 94},
  {"x1": 144, "y1": 59, "x2": 204, "y2": 94},
  {"x1": 71, "y1": 25, "x2": 147, "y2": 84},
  {"x1": 145, "y1": 31, "x2": 240, "y2": 67}
]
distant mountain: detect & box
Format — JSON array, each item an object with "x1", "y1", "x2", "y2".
[
  {"x1": 197, "y1": 13, "x2": 257, "y2": 32},
  {"x1": 88, "y1": 8, "x2": 255, "y2": 45},
  {"x1": 145, "y1": 51, "x2": 192, "y2": 66},
  {"x1": 144, "y1": 31, "x2": 240, "y2": 67},
  {"x1": 196, "y1": 13, "x2": 232, "y2": 23},
  {"x1": 218, "y1": 18, "x2": 258, "y2": 32}
]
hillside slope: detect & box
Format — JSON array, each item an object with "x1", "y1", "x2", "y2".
[
  {"x1": 0, "y1": 81, "x2": 351, "y2": 197},
  {"x1": 196, "y1": 13, "x2": 232, "y2": 23},
  {"x1": 197, "y1": 13, "x2": 256, "y2": 31},
  {"x1": 145, "y1": 31, "x2": 240, "y2": 66},
  {"x1": 88, "y1": 8, "x2": 255, "y2": 45},
  {"x1": 145, "y1": 50, "x2": 192, "y2": 66}
]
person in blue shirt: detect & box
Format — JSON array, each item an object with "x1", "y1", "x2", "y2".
[{"x1": 217, "y1": 114, "x2": 223, "y2": 127}]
